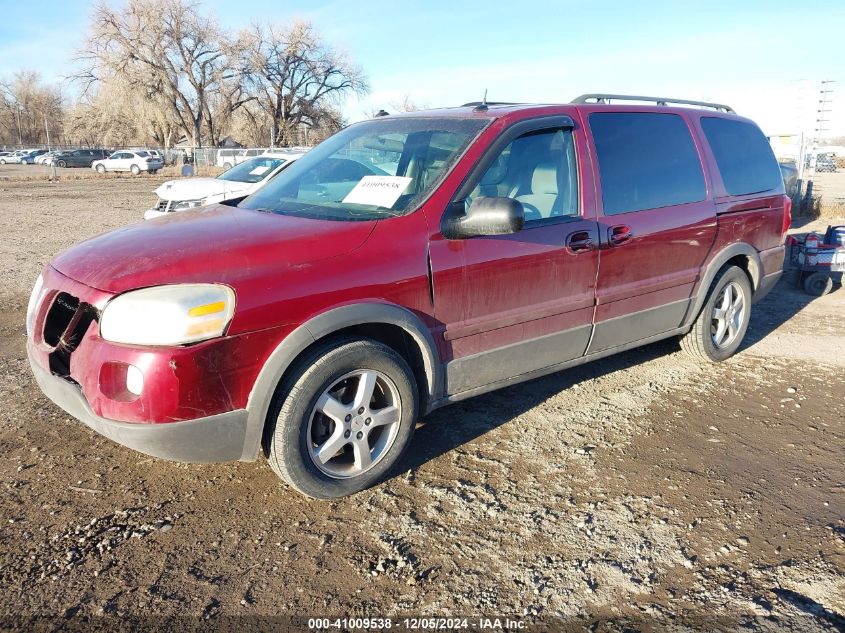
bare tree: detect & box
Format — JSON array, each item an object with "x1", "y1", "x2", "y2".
[
  {"x1": 76, "y1": 0, "x2": 246, "y2": 148},
  {"x1": 0, "y1": 71, "x2": 63, "y2": 146},
  {"x1": 241, "y1": 21, "x2": 367, "y2": 146},
  {"x1": 389, "y1": 94, "x2": 428, "y2": 113}
]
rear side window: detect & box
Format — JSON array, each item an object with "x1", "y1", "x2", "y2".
[
  {"x1": 700, "y1": 117, "x2": 782, "y2": 195},
  {"x1": 590, "y1": 112, "x2": 706, "y2": 215}
]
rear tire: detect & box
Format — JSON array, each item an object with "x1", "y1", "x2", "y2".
[
  {"x1": 680, "y1": 265, "x2": 752, "y2": 362},
  {"x1": 803, "y1": 271, "x2": 833, "y2": 296},
  {"x1": 95, "y1": 164, "x2": 105, "y2": 173},
  {"x1": 265, "y1": 338, "x2": 418, "y2": 499}
]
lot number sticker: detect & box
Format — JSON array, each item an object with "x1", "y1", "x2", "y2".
[{"x1": 342, "y1": 176, "x2": 413, "y2": 208}]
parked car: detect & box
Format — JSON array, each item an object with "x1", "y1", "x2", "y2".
[
  {"x1": 2, "y1": 149, "x2": 35, "y2": 164},
  {"x1": 53, "y1": 149, "x2": 112, "y2": 168},
  {"x1": 779, "y1": 161, "x2": 799, "y2": 197},
  {"x1": 216, "y1": 148, "x2": 242, "y2": 169},
  {"x1": 92, "y1": 150, "x2": 164, "y2": 175},
  {"x1": 20, "y1": 149, "x2": 48, "y2": 165},
  {"x1": 816, "y1": 154, "x2": 837, "y2": 173},
  {"x1": 144, "y1": 150, "x2": 305, "y2": 220},
  {"x1": 35, "y1": 151, "x2": 58, "y2": 165},
  {"x1": 27, "y1": 96, "x2": 789, "y2": 499}
]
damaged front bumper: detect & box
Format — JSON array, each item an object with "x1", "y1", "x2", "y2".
[{"x1": 28, "y1": 345, "x2": 249, "y2": 463}]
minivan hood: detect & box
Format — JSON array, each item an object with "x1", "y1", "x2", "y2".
[
  {"x1": 51, "y1": 204, "x2": 376, "y2": 294},
  {"x1": 154, "y1": 177, "x2": 250, "y2": 201}
]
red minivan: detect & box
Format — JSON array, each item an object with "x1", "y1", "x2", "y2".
[{"x1": 27, "y1": 95, "x2": 790, "y2": 498}]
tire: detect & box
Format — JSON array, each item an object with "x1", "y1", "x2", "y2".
[
  {"x1": 223, "y1": 162, "x2": 232, "y2": 170},
  {"x1": 95, "y1": 164, "x2": 106, "y2": 174},
  {"x1": 680, "y1": 265, "x2": 752, "y2": 363},
  {"x1": 803, "y1": 271, "x2": 833, "y2": 297},
  {"x1": 151, "y1": 170, "x2": 158, "y2": 175},
  {"x1": 130, "y1": 164, "x2": 141, "y2": 175},
  {"x1": 265, "y1": 338, "x2": 418, "y2": 499},
  {"x1": 58, "y1": 160, "x2": 67, "y2": 168},
  {"x1": 0, "y1": 159, "x2": 6, "y2": 165}
]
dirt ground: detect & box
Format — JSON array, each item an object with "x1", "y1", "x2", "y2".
[{"x1": 0, "y1": 174, "x2": 844, "y2": 631}]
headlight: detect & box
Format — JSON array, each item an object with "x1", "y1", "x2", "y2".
[
  {"x1": 172, "y1": 199, "x2": 206, "y2": 211},
  {"x1": 100, "y1": 284, "x2": 235, "y2": 346},
  {"x1": 26, "y1": 274, "x2": 45, "y2": 337}
]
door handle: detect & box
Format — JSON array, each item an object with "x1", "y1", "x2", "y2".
[
  {"x1": 608, "y1": 224, "x2": 633, "y2": 246},
  {"x1": 566, "y1": 230, "x2": 594, "y2": 253}
]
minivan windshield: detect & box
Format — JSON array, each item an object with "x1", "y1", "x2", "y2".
[{"x1": 239, "y1": 117, "x2": 488, "y2": 220}]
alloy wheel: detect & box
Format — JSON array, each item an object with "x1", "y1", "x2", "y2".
[
  {"x1": 306, "y1": 369, "x2": 402, "y2": 479},
  {"x1": 711, "y1": 281, "x2": 745, "y2": 349}
]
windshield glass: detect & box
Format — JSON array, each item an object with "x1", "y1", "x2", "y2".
[
  {"x1": 239, "y1": 117, "x2": 488, "y2": 220},
  {"x1": 219, "y1": 157, "x2": 286, "y2": 184}
]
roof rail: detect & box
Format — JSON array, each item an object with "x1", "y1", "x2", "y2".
[
  {"x1": 571, "y1": 93, "x2": 735, "y2": 114},
  {"x1": 460, "y1": 101, "x2": 519, "y2": 107}
]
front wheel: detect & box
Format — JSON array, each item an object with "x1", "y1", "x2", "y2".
[
  {"x1": 58, "y1": 160, "x2": 67, "y2": 168},
  {"x1": 681, "y1": 265, "x2": 752, "y2": 362},
  {"x1": 265, "y1": 338, "x2": 418, "y2": 499},
  {"x1": 130, "y1": 164, "x2": 141, "y2": 175}
]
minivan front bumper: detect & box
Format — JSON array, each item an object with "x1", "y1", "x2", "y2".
[{"x1": 28, "y1": 347, "x2": 249, "y2": 463}]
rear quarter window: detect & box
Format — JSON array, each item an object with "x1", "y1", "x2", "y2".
[
  {"x1": 700, "y1": 117, "x2": 783, "y2": 196},
  {"x1": 590, "y1": 112, "x2": 706, "y2": 215}
]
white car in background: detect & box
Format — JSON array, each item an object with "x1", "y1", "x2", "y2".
[
  {"x1": 216, "y1": 147, "x2": 270, "y2": 169},
  {"x1": 144, "y1": 150, "x2": 306, "y2": 220},
  {"x1": 35, "y1": 152, "x2": 57, "y2": 165},
  {"x1": 1, "y1": 150, "x2": 35, "y2": 164},
  {"x1": 92, "y1": 150, "x2": 164, "y2": 175}
]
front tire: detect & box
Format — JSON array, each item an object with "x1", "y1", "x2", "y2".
[
  {"x1": 130, "y1": 164, "x2": 141, "y2": 175},
  {"x1": 681, "y1": 265, "x2": 752, "y2": 362},
  {"x1": 265, "y1": 338, "x2": 418, "y2": 499}
]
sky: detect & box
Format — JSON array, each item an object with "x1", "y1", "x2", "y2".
[{"x1": 1, "y1": 0, "x2": 844, "y2": 138}]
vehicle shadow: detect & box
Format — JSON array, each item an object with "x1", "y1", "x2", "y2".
[
  {"x1": 396, "y1": 338, "x2": 681, "y2": 475},
  {"x1": 742, "y1": 276, "x2": 840, "y2": 348},
  {"x1": 396, "y1": 276, "x2": 831, "y2": 477}
]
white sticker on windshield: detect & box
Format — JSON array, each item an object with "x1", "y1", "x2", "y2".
[
  {"x1": 249, "y1": 165, "x2": 271, "y2": 176},
  {"x1": 342, "y1": 175, "x2": 413, "y2": 208}
]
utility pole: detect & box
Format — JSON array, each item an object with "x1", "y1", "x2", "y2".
[
  {"x1": 803, "y1": 79, "x2": 835, "y2": 207},
  {"x1": 16, "y1": 106, "x2": 23, "y2": 146},
  {"x1": 44, "y1": 115, "x2": 51, "y2": 151}
]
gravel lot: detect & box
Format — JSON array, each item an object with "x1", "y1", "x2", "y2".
[{"x1": 1, "y1": 174, "x2": 844, "y2": 630}]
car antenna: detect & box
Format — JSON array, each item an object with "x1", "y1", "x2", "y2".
[{"x1": 473, "y1": 90, "x2": 489, "y2": 112}]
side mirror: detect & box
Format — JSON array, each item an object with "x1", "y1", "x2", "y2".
[{"x1": 442, "y1": 196, "x2": 524, "y2": 239}]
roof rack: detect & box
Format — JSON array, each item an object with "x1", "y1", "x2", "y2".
[{"x1": 571, "y1": 93, "x2": 735, "y2": 113}]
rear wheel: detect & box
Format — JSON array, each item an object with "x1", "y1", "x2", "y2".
[
  {"x1": 95, "y1": 164, "x2": 105, "y2": 173},
  {"x1": 223, "y1": 162, "x2": 232, "y2": 170},
  {"x1": 130, "y1": 164, "x2": 141, "y2": 175},
  {"x1": 803, "y1": 271, "x2": 833, "y2": 296},
  {"x1": 681, "y1": 265, "x2": 752, "y2": 362},
  {"x1": 265, "y1": 338, "x2": 418, "y2": 499}
]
